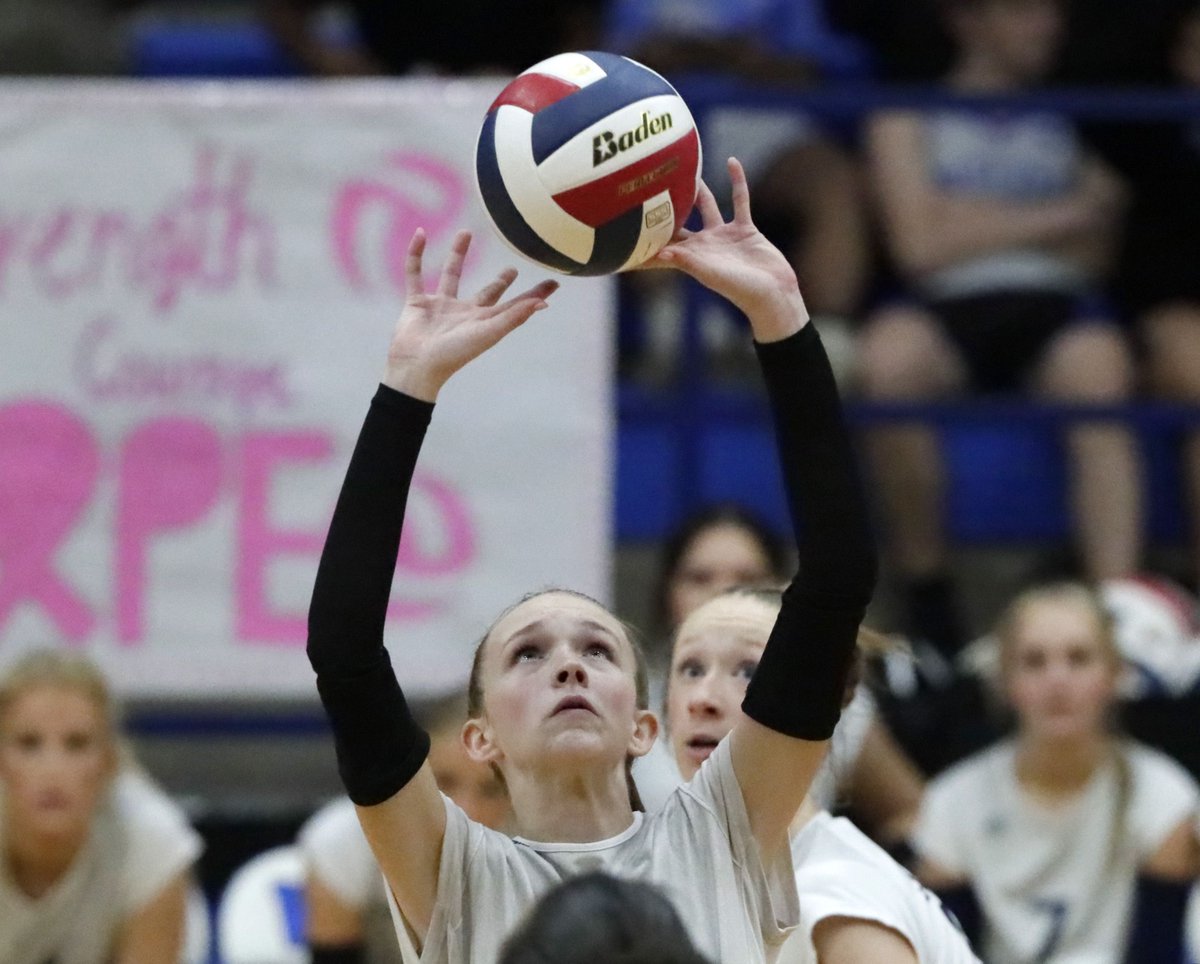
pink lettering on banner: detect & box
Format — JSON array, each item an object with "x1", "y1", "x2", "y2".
[
  {"x1": 76, "y1": 316, "x2": 293, "y2": 414},
  {"x1": 116, "y1": 419, "x2": 222, "y2": 643},
  {"x1": 0, "y1": 146, "x2": 276, "y2": 314},
  {"x1": 332, "y1": 152, "x2": 472, "y2": 294},
  {"x1": 236, "y1": 432, "x2": 333, "y2": 644},
  {"x1": 0, "y1": 402, "x2": 99, "y2": 641},
  {"x1": 388, "y1": 475, "x2": 478, "y2": 620},
  {"x1": 0, "y1": 398, "x2": 479, "y2": 648}
]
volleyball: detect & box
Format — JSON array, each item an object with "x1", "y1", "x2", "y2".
[{"x1": 475, "y1": 51, "x2": 702, "y2": 276}]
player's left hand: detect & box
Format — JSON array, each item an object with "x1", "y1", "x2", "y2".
[
  {"x1": 383, "y1": 229, "x2": 558, "y2": 401},
  {"x1": 642, "y1": 157, "x2": 808, "y2": 343}
]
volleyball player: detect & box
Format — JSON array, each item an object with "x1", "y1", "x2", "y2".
[
  {"x1": 644, "y1": 503, "x2": 924, "y2": 843},
  {"x1": 0, "y1": 650, "x2": 203, "y2": 964},
  {"x1": 666, "y1": 589, "x2": 981, "y2": 964},
  {"x1": 306, "y1": 157, "x2": 877, "y2": 963},
  {"x1": 913, "y1": 582, "x2": 1200, "y2": 964}
]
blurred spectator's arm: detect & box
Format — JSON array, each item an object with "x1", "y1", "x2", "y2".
[
  {"x1": 1044, "y1": 155, "x2": 1127, "y2": 279},
  {"x1": 1142, "y1": 815, "x2": 1200, "y2": 880},
  {"x1": 260, "y1": 0, "x2": 384, "y2": 76},
  {"x1": 307, "y1": 872, "x2": 366, "y2": 961},
  {"x1": 848, "y1": 720, "x2": 925, "y2": 846},
  {"x1": 112, "y1": 871, "x2": 190, "y2": 964},
  {"x1": 867, "y1": 112, "x2": 1115, "y2": 277}
]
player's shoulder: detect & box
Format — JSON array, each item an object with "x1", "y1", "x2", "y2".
[
  {"x1": 1124, "y1": 740, "x2": 1199, "y2": 790},
  {"x1": 112, "y1": 768, "x2": 194, "y2": 839}
]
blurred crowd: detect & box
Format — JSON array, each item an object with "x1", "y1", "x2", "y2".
[{"x1": 2, "y1": 1, "x2": 1200, "y2": 962}]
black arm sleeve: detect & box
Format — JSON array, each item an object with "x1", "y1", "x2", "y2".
[
  {"x1": 741, "y1": 323, "x2": 878, "y2": 740},
  {"x1": 307, "y1": 384, "x2": 434, "y2": 805}
]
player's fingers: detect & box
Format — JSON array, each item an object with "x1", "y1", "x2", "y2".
[
  {"x1": 728, "y1": 157, "x2": 753, "y2": 224},
  {"x1": 488, "y1": 279, "x2": 559, "y2": 316},
  {"x1": 473, "y1": 268, "x2": 519, "y2": 306},
  {"x1": 405, "y1": 228, "x2": 427, "y2": 296},
  {"x1": 437, "y1": 229, "x2": 473, "y2": 297},
  {"x1": 696, "y1": 181, "x2": 722, "y2": 228}
]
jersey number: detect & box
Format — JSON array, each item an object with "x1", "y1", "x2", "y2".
[{"x1": 1030, "y1": 897, "x2": 1068, "y2": 963}]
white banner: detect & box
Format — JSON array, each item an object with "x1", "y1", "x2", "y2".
[{"x1": 0, "y1": 81, "x2": 614, "y2": 698}]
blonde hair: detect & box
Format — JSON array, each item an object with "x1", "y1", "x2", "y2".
[
  {"x1": 995, "y1": 581, "x2": 1122, "y2": 678},
  {"x1": 0, "y1": 648, "x2": 136, "y2": 774},
  {"x1": 0, "y1": 650, "x2": 119, "y2": 733}
]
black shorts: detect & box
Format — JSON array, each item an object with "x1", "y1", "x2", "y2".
[{"x1": 924, "y1": 290, "x2": 1119, "y2": 393}]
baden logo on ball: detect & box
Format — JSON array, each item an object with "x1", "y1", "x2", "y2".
[{"x1": 475, "y1": 51, "x2": 702, "y2": 277}]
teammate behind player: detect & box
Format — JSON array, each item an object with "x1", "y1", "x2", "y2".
[
  {"x1": 666, "y1": 588, "x2": 981, "y2": 964},
  {"x1": 913, "y1": 582, "x2": 1200, "y2": 964},
  {"x1": 306, "y1": 157, "x2": 877, "y2": 963},
  {"x1": 0, "y1": 649, "x2": 203, "y2": 964},
  {"x1": 300, "y1": 690, "x2": 509, "y2": 963}
]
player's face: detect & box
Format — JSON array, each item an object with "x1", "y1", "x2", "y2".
[
  {"x1": 667, "y1": 524, "x2": 777, "y2": 631},
  {"x1": 667, "y1": 595, "x2": 774, "y2": 780},
  {"x1": 961, "y1": 0, "x2": 1064, "y2": 83},
  {"x1": 1005, "y1": 596, "x2": 1118, "y2": 742},
  {"x1": 0, "y1": 684, "x2": 114, "y2": 843},
  {"x1": 428, "y1": 725, "x2": 510, "y2": 830},
  {"x1": 472, "y1": 593, "x2": 652, "y2": 773}
]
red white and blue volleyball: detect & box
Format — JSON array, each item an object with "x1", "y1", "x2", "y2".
[{"x1": 475, "y1": 51, "x2": 702, "y2": 276}]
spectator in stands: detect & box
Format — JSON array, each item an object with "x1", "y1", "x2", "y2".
[
  {"x1": 913, "y1": 582, "x2": 1200, "y2": 963},
  {"x1": 642, "y1": 503, "x2": 925, "y2": 848},
  {"x1": 1098, "y1": 3, "x2": 1200, "y2": 596},
  {"x1": 259, "y1": 0, "x2": 605, "y2": 76},
  {"x1": 858, "y1": 0, "x2": 1139, "y2": 661},
  {"x1": 604, "y1": 0, "x2": 875, "y2": 379},
  {"x1": 0, "y1": 648, "x2": 203, "y2": 963},
  {"x1": 497, "y1": 872, "x2": 714, "y2": 964},
  {"x1": 299, "y1": 689, "x2": 509, "y2": 963}
]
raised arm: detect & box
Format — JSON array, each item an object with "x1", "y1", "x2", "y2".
[
  {"x1": 647, "y1": 159, "x2": 878, "y2": 858},
  {"x1": 307, "y1": 230, "x2": 557, "y2": 940}
]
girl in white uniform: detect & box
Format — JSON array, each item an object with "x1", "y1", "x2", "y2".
[
  {"x1": 306, "y1": 158, "x2": 878, "y2": 964},
  {"x1": 0, "y1": 649, "x2": 203, "y2": 964},
  {"x1": 913, "y1": 581, "x2": 1200, "y2": 964},
  {"x1": 666, "y1": 589, "x2": 981, "y2": 964},
  {"x1": 641, "y1": 506, "x2": 925, "y2": 845}
]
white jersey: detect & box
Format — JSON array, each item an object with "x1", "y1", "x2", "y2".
[
  {"x1": 778, "y1": 811, "x2": 980, "y2": 964},
  {"x1": 914, "y1": 739, "x2": 1200, "y2": 964},
  {"x1": 0, "y1": 769, "x2": 203, "y2": 964},
  {"x1": 387, "y1": 738, "x2": 798, "y2": 964},
  {"x1": 298, "y1": 797, "x2": 403, "y2": 963}
]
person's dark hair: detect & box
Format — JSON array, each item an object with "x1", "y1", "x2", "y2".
[
  {"x1": 497, "y1": 873, "x2": 714, "y2": 964},
  {"x1": 652, "y1": 502, "x2": 788, "y2": 639}
]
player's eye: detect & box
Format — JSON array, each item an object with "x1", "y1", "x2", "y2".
[
  {"x1": 513, "y1": 645, "x2": 543, "y2": 664},
  {"x1": 584, "y1": 640, "x2": 614, "y2": 660},
  {"x1": 676, "y1": 659, "x2": 705, "y2": 679},
  {"x1": 736, "y1": 660, "x2": 758, "y2": 682}
]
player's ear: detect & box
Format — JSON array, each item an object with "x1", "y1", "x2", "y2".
[
  {"x1": 629, "y1": 709, "x2": 658, "y2": 759},
  {"x1": 462, "y1": 716, "x2": 504, "y2": 766}
]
